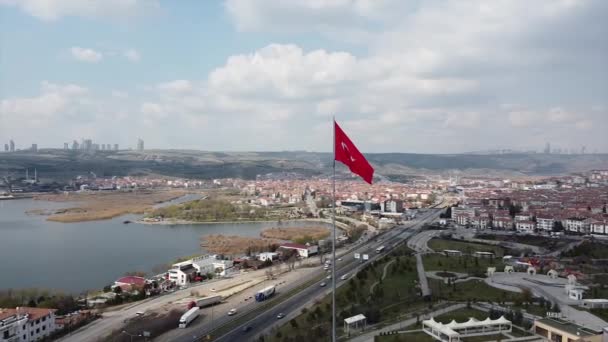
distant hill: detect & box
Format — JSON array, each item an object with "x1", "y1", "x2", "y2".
[{"x1": 1, "y1": 149, "x2": 607, "y2": 182}]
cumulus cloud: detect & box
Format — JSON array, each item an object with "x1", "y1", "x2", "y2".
[
  {"x1": 70, "y1": 47, "x2": 103, "y2": 63},
  {"x1": 0, "y1": 81, "x2": 88, "y2": 125},
  {"x1": 0, "y1": 0, "x2": 159, "y2": 21}
]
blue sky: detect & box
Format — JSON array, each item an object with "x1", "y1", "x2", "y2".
[{"x1": 0, "y1": 0, "x2": 606, "y2": 153}]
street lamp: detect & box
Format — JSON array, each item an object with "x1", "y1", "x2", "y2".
[{"x1": 121, "y1": 330, "x2": 142, "y2": 342}]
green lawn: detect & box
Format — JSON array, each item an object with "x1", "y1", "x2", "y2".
[
  {"x1": 423, "y1": 253, "x2": 504, "y2": 276},
  {"x1": 429, "y1": 279, "x2": 517, "y2": 303},
  {"x1": 428, "y1": 239, "x2": 505, "y2": 257},
  {"x1": 462, "y1": 334, "x2": 510, "y2": 342},
  {"x1": 375, "y1": 331, "x2": 431, "y2": 342}
]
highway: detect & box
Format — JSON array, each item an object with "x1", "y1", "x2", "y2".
[{"x1": 204, "y1": 209, "x2": 443, "y2": 342}]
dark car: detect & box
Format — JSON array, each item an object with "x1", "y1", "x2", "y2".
[{"x1": 242, "y1": 326, "x2": 253, "y2": 333}]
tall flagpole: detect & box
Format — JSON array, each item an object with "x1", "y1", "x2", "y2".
[{"x1": 331, "y1": 116, "x2": 337, "y2": 342}]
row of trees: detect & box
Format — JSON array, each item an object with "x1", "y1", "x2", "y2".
[{"x1": 0, "y1": 289, "x2": 80, "y2": 315}]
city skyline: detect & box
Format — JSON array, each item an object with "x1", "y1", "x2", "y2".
[{"x1": 0, "y1": 1, "x2": 606, "y2": 154}]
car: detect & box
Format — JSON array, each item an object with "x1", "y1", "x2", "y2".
[
  {"x1": 277, "y1": 313, "x2": 285, "y2": 319},
  {"x1": 228, "y1": 309, "x2": 237, "y2": 316},
  {"x1": 135, "y1": 311, "x2": 144, "y2": 316},
  {"x1": 326, "y1": 275, "x2": 331, "y2": 280},
  {"x1": 242, "y1": 326, "x2": 253, "y2": 333},
  {"x1": 340, "y1": 274, "x2": 349, "y2": 280},
  {"x1": 319, "y1": 282, "x2": 327, "y2": 287},
  {"x1": 337, "y1": 258, "x2": 342, "y2": 261}
]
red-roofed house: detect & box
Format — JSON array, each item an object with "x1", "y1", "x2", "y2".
[{"x1": 114, "y1": 276, "x2": 147, "y2": 292}]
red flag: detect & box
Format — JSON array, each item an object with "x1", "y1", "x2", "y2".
[{"x1": 334, "y1": 121, "x2": 374, "y2": 184}]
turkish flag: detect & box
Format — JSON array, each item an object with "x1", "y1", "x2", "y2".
[{"x1": 334, "y1": 121, "x2": 374, "y2": 184}]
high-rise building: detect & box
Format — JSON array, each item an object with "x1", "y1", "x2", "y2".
[
  {"x1": 4, "y1": 144, "x2": 8, "y2": 152},
  {"x1": 83, "y1": 139, "x2": 93, "y2": 151},
  {"x1": 72, "y1": 140, "x2": 79, "y2": 150},
  {"x1": 114, "y1": 144, "x2": 119, "y2": 151},
  {"x1": 64, "y1": 143, "x2": 69, "y2": 150},
  {"x1": 9, "y1": 140, "x2": 15, "y2": 152},
  {"x1": 544, "y1": 142, "x2": 551, "y2": 154},
  {"x1": 101, "y1": 144, "x2": 106, "y2": 151},
  {"x1": 137, "y1": 138, "x2": 144, "y2": 152},
  {"x1": 31, "y1": 144, "x2": 38, "y2": 152}
]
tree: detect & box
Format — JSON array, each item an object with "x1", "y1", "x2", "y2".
[
  {"x1": 509, "y1": 204, "x2": 522, "y2": 217},
  {"x1": 553, "y1": 221, "x2": 564, "y2": 232},
  {"x1": 113, "y1": 286, "x2": 123, "y2": 294},
  {"x1": 289, "y1": 319, "x2": 299, "y2": 329}
]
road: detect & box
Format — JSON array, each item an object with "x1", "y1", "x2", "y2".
[
  {"x1": 486, "y1": 272, "x2": 608, "y2": 331},
  {"x1": 210, "y1": 209, "x2": 443, "y2": 342}
]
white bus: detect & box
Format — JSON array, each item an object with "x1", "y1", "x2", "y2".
[{"x1": 375, "y1": 246, "x2": 385, "y2": 253}]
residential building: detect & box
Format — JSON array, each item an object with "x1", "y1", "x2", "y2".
[
  {"x1": 564, "y1": 217, "x2": 590, "y2": 234},
  {"x1": 9, "y1": 140, "x2": 14, "y2": 152},
  {"x1": 451, "y1": 207, "x2": 475, "y2": 220},
  {"x1": 168, "y1": 263, "x2": 198, "y2": 287},
  {"x1": 381, "y1": 199, "x2": 404, "y2": 213},
  {"x1": 536, "y1": 215, "x2": 554, "y2": 231},
  {"x1": 533, "y1": 317, "x2": 602, "y2": 342},
  {"x1": 590, "y1": 219, "x2": 607, "y2": 235},
  {"x1": 516, "y1": 220, "x2": 536, "y2": 233},
  {"x1": 0, "y1": 307, "x2": 57, "y2": 342},
  {"x1": 113, "y1": 276, "x2": 146, "y2": 291},
  {"x1": 470, "y1": 216, "x2": 489, "y2": 230},
  {"x1": 137, "y1": 138, "x2": 144, "y2": 152}
]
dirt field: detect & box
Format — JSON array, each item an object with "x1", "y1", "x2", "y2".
[
  {"x1": 34, "y1": 190, "x2": 189, "y2": 222},
  {"x1": 260, "y1": 226, "x2": 329, "y2": 241}
]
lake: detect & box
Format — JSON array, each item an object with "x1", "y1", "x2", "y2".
[{"x1": 0, "y1": 197, "x2": 327, "y2": 293}]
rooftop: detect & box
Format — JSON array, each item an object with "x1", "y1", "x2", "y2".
[{"x1": 537, "y1": 318, "x2": 601, "y2": 337}]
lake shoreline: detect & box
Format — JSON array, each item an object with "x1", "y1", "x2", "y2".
[{"x1": 136, "y1": 218, "x2": 347, "y2": 231}]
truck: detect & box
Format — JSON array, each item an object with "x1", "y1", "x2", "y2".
[
  {"x1": 375, "y1": 245, "x2": 385, "y2": 253},
  {"x1": 255, "y1": 285, "x2": 276, "y2": 302},
  {"x1": 178, "y1": 307, "x2": 199, "y2": 328},
  {"x1": 195, "y1": 295, "x2": 223, "y2": 308}
]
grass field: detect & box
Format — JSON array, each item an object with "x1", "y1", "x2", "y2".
[
  {"x1": 429, "y1": 279, "x2": 517, "y2": 303},
  {"x1": 428, "y1": 239, "x2": 505, "y2": 257},
  {"x1": 422, "y1": 253, "x2": 504, "y2": 276}
]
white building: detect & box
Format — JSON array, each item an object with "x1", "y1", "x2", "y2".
[
  {"x1": 0, "y1": 307, "x2": 57, "y2": 342},
  {"x1": 516, "y1": 220, "x2": 536, "y2": 233},
  {"x1": 564, "y1": 218, "x2": 589, "y2": 234},
  {"x1": 279, "y1": 243, "x2": 318, "y2": 258},
  {"x1": 590, "y1": 220, "x2": 607, "y2": 235},
  {"x1": 536, "y1": 216, "x2": 554, "y2": 231}
]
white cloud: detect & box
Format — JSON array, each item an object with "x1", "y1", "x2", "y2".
[
  {"x1": 225, "y1": 0, "x2": 406, "y2": 33},
  {"x1": 157, "y1": 80, "x2": 193, "y2": 94},
  {"x1": 0, "y1": 81, "x2": 88, "y2": 125},
  {"x1": 70, "y1": 47, "x2": 103, "y2": 63},
  {"x1": 0, "y1": 0, "x2": 159, "y2": 21},
  {"x1": 124, "y1": 49, "x2": 141, "y2": 62},
  {"x1": 444, "y1": 112, "x2": 481, "y2": 129}
]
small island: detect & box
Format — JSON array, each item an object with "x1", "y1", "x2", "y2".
[{"x1": 144, "y1": 198, "x2": 294, "y2": 223}]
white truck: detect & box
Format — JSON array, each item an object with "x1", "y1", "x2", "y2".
[
  {"x1": 196, "y1": 295, "x2": 223, "y2": 308},
  {"x1": 255, "y1": 285, "x2": 276, "y2": 302},
  {"x1": 178, "y1": 307, "x2": 200, "y2": 328}
]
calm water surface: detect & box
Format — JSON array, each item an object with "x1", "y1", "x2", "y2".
[{"x1": 0, "y1": 197, "x2": 324, "y2": 293}]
